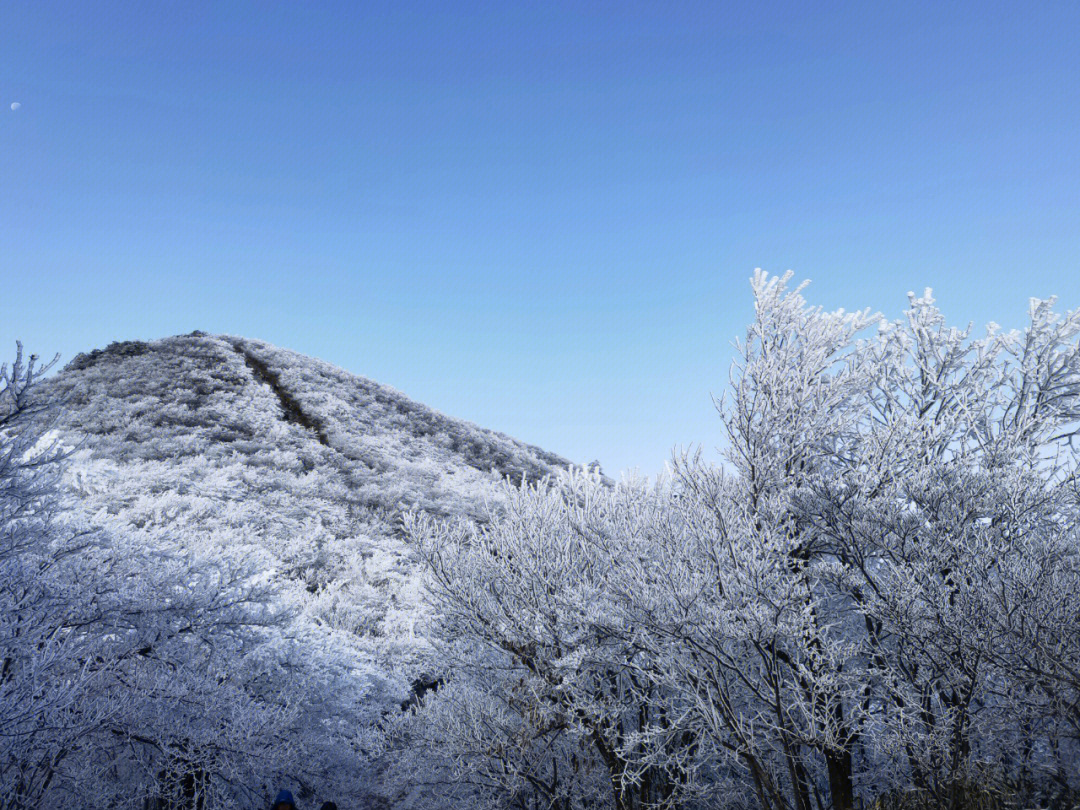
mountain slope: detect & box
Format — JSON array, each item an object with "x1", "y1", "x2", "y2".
[
  {"x1": 58, "y1": 332, "x2": 570, "y2": 510},
  {"x1": 42, "y1": 332, "x2": 574, "y2": 710}
]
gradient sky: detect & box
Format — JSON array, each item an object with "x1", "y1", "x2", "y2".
[{"x1": 2, "y1": 1, "x2": 1079, "y2": 476}]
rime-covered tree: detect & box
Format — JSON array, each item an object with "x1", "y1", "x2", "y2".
[
  {"x1": 403, "y1": 273, "x2": 1080, "y2": 810},
  {"x1": 402, "y1": 471, "x2": 700, "y2": 810}
]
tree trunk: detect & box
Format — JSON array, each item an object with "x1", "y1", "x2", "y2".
[{"x1": 825, "y1": 748, "x2": 855, "y2": 810}]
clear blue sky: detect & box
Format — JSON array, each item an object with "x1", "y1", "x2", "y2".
[{"x1": 2, "y1": 2, "x2": 1079, "y2": 475}]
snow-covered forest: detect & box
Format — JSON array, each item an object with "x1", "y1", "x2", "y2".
[{"x1": 4, "y1": 272, "x2": 1080, "y2": 809}]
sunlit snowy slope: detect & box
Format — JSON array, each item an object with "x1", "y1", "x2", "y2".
[{"x1": 41, "y1": 332, "x2": 573, "y2": 710}]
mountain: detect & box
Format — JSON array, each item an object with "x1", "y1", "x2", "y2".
[{"x1": 41, "y1": 331, "x2": 574, "y2": 713}]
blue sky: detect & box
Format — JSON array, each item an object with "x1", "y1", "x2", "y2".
[{"x1": 2, "y1": 1, "x2": 1079, "y2": 475}]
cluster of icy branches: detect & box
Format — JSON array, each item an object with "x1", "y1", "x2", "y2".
[{"x1": 393, "y1": 273, "x2": 1080, "y2": 810}]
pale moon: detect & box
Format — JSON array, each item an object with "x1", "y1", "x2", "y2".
[{"x1": 9, "y1": 102, "x2": 20, "y2": 111}]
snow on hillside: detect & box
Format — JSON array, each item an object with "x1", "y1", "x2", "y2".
[{"x1": 41, "y1": 332, "x2": 574, "y2": 711}]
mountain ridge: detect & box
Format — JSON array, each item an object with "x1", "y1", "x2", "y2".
[
  {"x1": 40, "y1": 331, "x2": 578, "y2": 722},
  {"x1": 61, "y1": 332, "x2": 572, "y2": 491}
]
